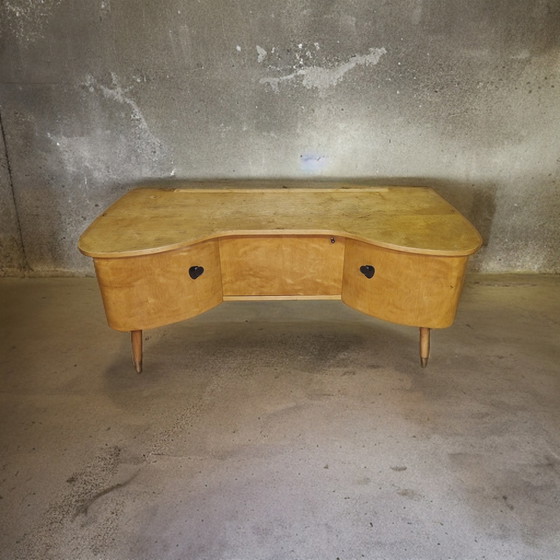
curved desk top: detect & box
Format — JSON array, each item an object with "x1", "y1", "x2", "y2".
[{"x1": 78, "y1": 181, "x2": 483, "y2": 258}]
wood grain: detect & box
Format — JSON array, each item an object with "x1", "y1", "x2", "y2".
[
  {"x1": 419, "y1": 327, "x2": 430, "y2": 368},
  {"x1": 131, "y1": 330, "x2": 143, "y2": 373},
  {"x1": 94, "y1": 240, "x2": 223, "y2": 331},
  {"x1": 78, "y1": 183, "x2": 482, "y2": 258},
  {"x1": 220, "y1": 235, "x2": 345, "y2": 297},
  {"x1": 341, "y1": 239, "x2": 468, "y2": 328}
]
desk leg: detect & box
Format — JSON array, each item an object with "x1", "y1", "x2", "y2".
[
  {"x1": 419, "y1": 327, "x2": 430, "y2": 368},
  {"x1": 131, "y1": 330, "x2": 143, "y2": 373}
]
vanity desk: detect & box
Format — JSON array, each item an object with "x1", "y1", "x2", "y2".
[{"x1": 78, "y1": 181, "x2": 482, "y2": 372}]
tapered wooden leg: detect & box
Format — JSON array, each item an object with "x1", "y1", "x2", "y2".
[
  {"x1": 131, "y1": 330, "x2": 143, "y2": 373},
  {"x1": 419, "y1": 327, "x2": 430, "y2": 368}
]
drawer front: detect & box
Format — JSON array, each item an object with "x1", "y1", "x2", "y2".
[
  {"x1": 341, "y1": 239, "x2": 468, "y2": 328},
  {"x1": 94, "y1": 240, "x2": 222, "y2": 331},
  {"x1": 220, "y1": 235, "x2": 345, "y2": 297}
]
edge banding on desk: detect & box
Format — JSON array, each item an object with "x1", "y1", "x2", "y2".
[{"x1": 79, "y1": 183, "x2": 482, "y2": 372}]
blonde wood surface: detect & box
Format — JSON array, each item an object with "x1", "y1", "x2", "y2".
[
  {"x1": 220, "y1": 235, "x2": 345, "y2": 297},
  {"x1": 131, "y1": 330, "x2": 143, "y2": 373},
  {"x1": 80, "y1": 183, "x2": 482, "y2": 369},
  {"x1": 94, "y1": 240, "x2": 223, "y2": 331},
  {"x1": 419, "y1": 327, "x2": 430, "y2": 368},
  {"x1": 341, "y1": 239, "x2": 468, "y2": 328},
  {"x1": 78, "y1": 182, "x2": 482, "y2": 258}
]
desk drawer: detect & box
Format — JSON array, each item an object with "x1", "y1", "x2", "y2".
[
  {"x1": 220, "y1": 235, "x2": 345, "y2": 297},
  {"x1": 341, "y1": 239, "x2": 467, "y2": 328},
  {"x1": 94, "y1": 240, "x2": 222, "y2": 331}
]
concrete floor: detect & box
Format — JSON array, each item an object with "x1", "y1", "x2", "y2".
[{"x1": 0, "y1": 275, "x2": 559, "y2": 560}]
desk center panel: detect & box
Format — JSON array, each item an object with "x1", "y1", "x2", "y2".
[{"x1": 219, "y1": 235, "x2": 345, "y2": 299}]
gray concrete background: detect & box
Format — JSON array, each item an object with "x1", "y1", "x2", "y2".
[{"x1": 0, "y1": 0, "x2": 559, "y2": 275}]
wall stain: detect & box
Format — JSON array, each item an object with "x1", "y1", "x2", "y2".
[
  {"x1": 260, "y1": 47, "x2": 387, "y2": 95},
  {"x1": 2, "y1": 0, "x2": 62, "y2": 44},
  {"x1": 83, "y1": 72, "x2": 163, "y2": 151}
]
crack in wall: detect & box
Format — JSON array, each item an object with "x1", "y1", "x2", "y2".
[{"x1": 0, "y1": 108, "x2": 30, "y2": 272}]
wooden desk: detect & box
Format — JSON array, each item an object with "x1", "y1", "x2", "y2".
[{"x1": 79, "y1": 181, "x2": 482, "y2": 372}]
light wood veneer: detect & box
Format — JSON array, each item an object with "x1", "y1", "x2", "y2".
[{"x1": 79, "y1": 182, "x2": 482, "y2": 372}]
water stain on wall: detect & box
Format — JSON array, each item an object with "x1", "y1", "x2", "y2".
[
  {"x1": 260, "y1": 46, "x2": 387, "y2": 96},
  {"x1": 2, "y1": 0, "x2": 62, "y2": 44}
]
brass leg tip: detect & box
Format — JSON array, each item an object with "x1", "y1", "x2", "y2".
[{"x1": 420, "y1": 358, "x2": 428, "y2": 368}]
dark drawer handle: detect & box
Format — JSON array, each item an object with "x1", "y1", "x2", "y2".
[
  {"x1": 360, "y1": 265, "x2": 375, "y2": 279},
  {"x1": 189, "y1": 266, "x2": 204, "y2": 279}
]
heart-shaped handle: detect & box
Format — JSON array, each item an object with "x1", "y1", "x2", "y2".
[
  {"x1": 360, "y1": 265, "x2": 375, "y2": 279},
  {"x1": 189, "y1": 266, "x2": 205, "y2": 279}
]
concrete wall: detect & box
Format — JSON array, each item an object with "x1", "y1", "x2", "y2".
[
  {"x1": 0, "y1": 118, "x2": 26, "y2": 272},
  {"x1": 0, "y1": 0, "x2": 558, "y2": 276}
]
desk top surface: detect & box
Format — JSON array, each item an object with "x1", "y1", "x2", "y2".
[{"x1": 78, "y1": 182, "x2": 483, "y2": 258}]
